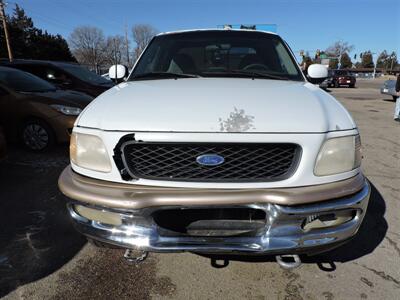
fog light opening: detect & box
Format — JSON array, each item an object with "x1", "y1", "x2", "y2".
[
  {"x1": 302, "y1": 210, "x2": 356, "y2": 231},
  {"x1": 75, "y1": 205, "x2": 122, "y2": 226}
]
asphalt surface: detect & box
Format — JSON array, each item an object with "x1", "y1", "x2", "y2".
[{"x1": 1, "y1": 78, "x2": 399, "y2": 299}]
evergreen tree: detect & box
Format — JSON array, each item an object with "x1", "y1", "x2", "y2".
[
  {"x1": 361, "y1": 51, "x2": 374, "y2": 68},
  {"x1": 0, "y1": 5, "x2": 75, "y2": 61},
  {"x1": 340, "y1": 52, "x2": 352, "y2": 69},
  {"x1": 388, "y1": 51, "x2": 398, "y2": 71},
  {"x1": 376, "y1": 51, "x2": 398, "y2": 70},
  {"x1": 376, "y1": 50, "x2": 388, "y2": 68}
]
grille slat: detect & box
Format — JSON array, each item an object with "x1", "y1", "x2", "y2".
[{"x1": 119, "y1": 142, "x2": 301, "y2": 182}]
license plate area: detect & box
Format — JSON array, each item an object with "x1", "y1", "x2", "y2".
[{"x1": 153, "y1": 208, "x2": 267, "y2": 237}]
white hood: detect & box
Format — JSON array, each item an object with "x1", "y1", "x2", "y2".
[{"x1": 77, "y1": 78, "x2": 356, "y2": 133}]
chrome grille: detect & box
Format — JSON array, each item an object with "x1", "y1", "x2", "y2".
[{"x1": 115, "y1": 140, "x2": 301, "y2": 182}]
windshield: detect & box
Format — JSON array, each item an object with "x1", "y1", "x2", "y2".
[
  {"x1": 130, "y1": 30, "x2": 304, "y2": 81},
  {"x1": 60, "y1": 64, "x2": 111, "y2": 85},
  {"x1": 0, "y1": 68, "x2": 56, "y2": 92},
  {"x1": 334, "y1": 70, "x2": 350, "y2": 76}
]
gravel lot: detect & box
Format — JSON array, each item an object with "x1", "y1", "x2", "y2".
[{"x1": 1, "y1": 79, "x2": 399, "y2": 300}]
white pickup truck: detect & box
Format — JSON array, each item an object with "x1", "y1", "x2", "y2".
[{"x1": 59, "y1": 29, "x2": 370, "y2": 268}]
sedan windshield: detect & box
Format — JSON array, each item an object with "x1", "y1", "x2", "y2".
[
  {"x1": 0, "y1": 68, "x2": 56, "y2": 92},
  {"x1": 130, "y1": 30, "x2": 304, "y2": 81},
  {"x1": 61, "y1": 64, "x2": 111, "y2": 85}
]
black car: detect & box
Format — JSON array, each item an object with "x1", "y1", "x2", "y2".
[{"x1": 1, "y1": 60, "x2": 114, "y2": 97}]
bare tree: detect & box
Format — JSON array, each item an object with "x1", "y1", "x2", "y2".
[
  {"x1": 326, "y1": 41, "x2": 354, "y2": 58},
  {"x1": 132, "y1": 24, "x2": 157, "y2": 62},
  {"x1": 69, "y1": 24, "x2": 157, "y2": 71},
  {"x1": 104, "y1": 35, "x2": 125, "y2": 66},
  {"x1": 69, "y1": 26, "x2": 107, "y2": 72}
]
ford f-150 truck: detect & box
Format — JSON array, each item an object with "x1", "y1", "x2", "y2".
[{"x1": 59, "y1": 29, "x2": 370, "y2": 268}]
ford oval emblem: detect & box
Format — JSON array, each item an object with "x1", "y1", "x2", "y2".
[{"x1": 196, "y1": 154, "x2": 225, "y2": 166}]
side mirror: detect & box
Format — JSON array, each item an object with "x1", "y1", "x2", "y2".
[
  {"x1": 109, "y1": 65, "x2": 128, "y2": 83},
  {"x1": 307, "y1": 64, "x2": 328, "y2": 84}
]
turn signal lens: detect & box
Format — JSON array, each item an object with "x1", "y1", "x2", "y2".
[{"x1": 75, "y1": 205, "x2": 122, "y2": 226}]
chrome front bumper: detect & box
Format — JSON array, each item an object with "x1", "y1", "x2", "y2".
[{"x1": 66, "y1": 181, "x2": 370, "y2": 254}]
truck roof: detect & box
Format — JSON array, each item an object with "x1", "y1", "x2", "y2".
[{"x1": 156, "y1": 28, "x2": 278, "y2": 37}]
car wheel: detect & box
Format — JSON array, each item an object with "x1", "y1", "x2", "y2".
[
  {"x1": 350, "y1": 84, "x2": 355, "y2": 88},
  {"x1": 21, "y1": 120, "x2": 55, "y2": 151},
  {"x1": 334, "y1": 81, "x2": 339, "y2": 88}
]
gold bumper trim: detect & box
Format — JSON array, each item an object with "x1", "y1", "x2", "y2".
[{"x1": 58, "y1": 166, "x2": 366, "y2": 209}]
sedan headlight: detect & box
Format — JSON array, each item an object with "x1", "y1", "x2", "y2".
[
  {"x1": 51, "y1": 104, "x2": 82, "y2": 116},
  {"x1": 70, "y1": 132, "x2": 112, "y2": 173},
  {"x1": 314, "y1": 135, "x2": 361, "y2": 176}
]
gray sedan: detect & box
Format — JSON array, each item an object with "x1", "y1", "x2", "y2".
[{"x1": 380, "y1": 79, "x2": 398, "y2": 101}]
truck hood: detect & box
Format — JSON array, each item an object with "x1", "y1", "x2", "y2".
[{"x1": 77, "y1": 78, "x2": 356, "y2": 133}]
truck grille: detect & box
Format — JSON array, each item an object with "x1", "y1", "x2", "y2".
[{"x1": 116, "y1": 141, "x2": 301, "y2": 182}]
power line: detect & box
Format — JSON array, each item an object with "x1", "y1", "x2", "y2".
[
  {"x1": 48, "y1": 0, "x2": 123, "y2": 30},
  {"x1": 7, "y1": 0, "x2": 73, "y2": 31},
  {"x1": 28, "y1": 11, "x2": 73, "y2": 31}
]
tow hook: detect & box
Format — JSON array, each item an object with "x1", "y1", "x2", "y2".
[
  {"x1": 124, "y1": 249, "x2": 148, "y2": 264},
  {"x1": 276, "y1": 254, "x2": 302, "y2": 269}
]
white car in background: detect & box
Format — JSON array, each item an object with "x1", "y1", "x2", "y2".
[
  {"x1": 380, "y1": 79, "x2": 399, "y2": 101},
  {"x1": 59, "y1": 29, "x2": 370, "y2": 269}
]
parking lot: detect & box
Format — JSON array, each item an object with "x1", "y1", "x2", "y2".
[{"x1": 1, "y1": 78, "x2": 399, "y2": 300}]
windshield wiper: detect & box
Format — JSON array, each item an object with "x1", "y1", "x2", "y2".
[
  {"x1": 202, "y1": 70, "x2": 289, "y2": 81},
  {"x1": 131, "y1": 72, "x2": 200, "y2": 81}
]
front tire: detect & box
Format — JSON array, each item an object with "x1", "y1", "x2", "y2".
[{"x1": 21, "y1": 119, "x2": 55, "y2": 151}]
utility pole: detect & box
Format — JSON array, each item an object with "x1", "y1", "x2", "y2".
[
  {"x1": 371, "y1": 52, "x2": 377, "y2": 79},
  {"x1": 124, "y1": 23, "x2": 130, "y2": 67},
  {"x1": 390, "y1": 54, "x2": 395, "y2": 72},
  {"x1": 0, "y1": 0, "x2": 13, "y2": 62},
  {"x1": 113, "y1": 38, "x2": 118, "y2": 84}
]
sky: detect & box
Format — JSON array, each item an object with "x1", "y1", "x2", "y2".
[{"x1": 6, "y1": 0, "x2": 400, "y2": 62}]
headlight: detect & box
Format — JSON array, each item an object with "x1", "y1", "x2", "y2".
[
  {"x1": 314, "y1": 135, "x2": 361, "y2": 176},
  {"x1": 70, "y1": 132, "x2": 112, "y2": 173},
  {"x1": 51, "y1": 104, "x2": 82, "y2": 116}
]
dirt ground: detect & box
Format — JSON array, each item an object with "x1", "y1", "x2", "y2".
[{"x1": 1, "y1": 78, "x2": 399, "y2": 300}]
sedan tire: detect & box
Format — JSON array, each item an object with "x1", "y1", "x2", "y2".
[{"x1": 21, "y1": 119, "x2": 55, "y2": 151}]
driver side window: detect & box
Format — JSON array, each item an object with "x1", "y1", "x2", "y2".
[{"x1": 274, "y1": 42, "x2": 299, "y2": 75}]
